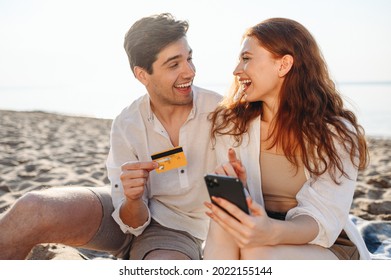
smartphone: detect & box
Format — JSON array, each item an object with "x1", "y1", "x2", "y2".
[{"x1": 204, "y1": 173, "x2": 249, "y2": 214}]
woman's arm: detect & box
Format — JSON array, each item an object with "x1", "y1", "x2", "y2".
[{"x1": 286, "y1": 138, "x2": 358, "y2": 247}]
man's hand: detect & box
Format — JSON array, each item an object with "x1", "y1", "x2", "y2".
[
  {"x1": 120, "y1": 161, "x2": 158, "y2": 201},
  {"x1": 119, "y1": 161, "x2": 158, "y2": 228}
]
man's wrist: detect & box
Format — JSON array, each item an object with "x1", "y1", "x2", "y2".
[
  {"x1": 122, "y1": 197, "x2": 145, "y2": 212},
  {"x1": 119, "y1": 198, "x2": 149, "y2": 228}
]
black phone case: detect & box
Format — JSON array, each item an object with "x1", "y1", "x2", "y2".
[{"x1": 204, "y1": 174, "x2": 249, "y2": 214}]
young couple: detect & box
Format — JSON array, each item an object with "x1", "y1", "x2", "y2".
[{"x1": 0, "y1": 13, "x2": 370, "y2": 260}]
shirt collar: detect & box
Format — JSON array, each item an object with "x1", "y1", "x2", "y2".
[{"x1": 146, "y1": 94, "x2": 154, "y2": 122}]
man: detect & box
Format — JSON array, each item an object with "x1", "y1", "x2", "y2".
[{"x1": 0, "y1": 13, "x2": 221, "y2": 260}]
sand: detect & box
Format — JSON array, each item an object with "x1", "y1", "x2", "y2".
[{"x1": 0, "y1": 109, "x2": 390, "y2": 259}]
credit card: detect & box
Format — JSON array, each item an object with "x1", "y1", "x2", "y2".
[{"x1": 151, "y1": 146, "x2": 187, "y2": 173}]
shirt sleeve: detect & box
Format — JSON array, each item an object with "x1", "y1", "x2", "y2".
[
  {"x1": 111, "y1": 200, "x2": 151, "y2": 236},
  {"x1": 106, "y1": 115, "x2": 150, "y2": 236},
  {"x1": 286, "y1": 137, "x2": 358, "y2": 248}
]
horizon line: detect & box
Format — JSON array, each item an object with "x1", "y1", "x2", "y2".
[
  {"x1": 1, "y1": 81, "x2": 391, "y2": 90},
  {"x1": 336, "y1": 81, "x2": 391, "y2": 86}
]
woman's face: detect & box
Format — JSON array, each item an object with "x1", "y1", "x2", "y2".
[{"x1": 233, "y1": 36, "x2": 283, "y2": 104}]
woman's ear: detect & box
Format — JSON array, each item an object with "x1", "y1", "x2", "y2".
[
  {"x1": 134, "y1": 66, "x2": 149, "y2": 86},
  {"x1": 278, "y1": 55, "x2": 294, "y2": 77}
]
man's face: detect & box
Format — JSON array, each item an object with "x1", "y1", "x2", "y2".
[{"x1": 143, "y1": 37, "x2": 196, "y2": 107}]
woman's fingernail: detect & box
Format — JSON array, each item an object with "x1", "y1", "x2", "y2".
[
  {"x1": 204, "y1": 202, "x2": 212, "y2": 209},
  {"x1": 206, "y1": 212, "x2": 214, "y2": 219}
]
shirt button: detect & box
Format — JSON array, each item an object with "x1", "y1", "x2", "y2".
[{"x1": 180, "y1": 169, "x2": 185, "y2": 174}]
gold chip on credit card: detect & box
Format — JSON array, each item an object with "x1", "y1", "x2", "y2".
[{"x1": 151, "y1": 146, "x2": 187, "y2": 174}]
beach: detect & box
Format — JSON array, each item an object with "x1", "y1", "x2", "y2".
[{"x1": 0, "y1": 109, "x2": 390, "y2": 259}]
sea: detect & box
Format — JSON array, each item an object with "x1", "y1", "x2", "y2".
[{"x1": 0, "y1": 83, "x2": 390, "y2": 138}]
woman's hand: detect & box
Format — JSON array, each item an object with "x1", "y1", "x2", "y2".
[
  {"x1": 215, "y1": 148, "x2": 248, "y2": 187},
  {"x1": 205, "y1": 196, "x2": 277, "y2": 248}
]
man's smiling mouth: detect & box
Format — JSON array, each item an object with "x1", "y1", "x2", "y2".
[{"x1": 174, "y1": 81, "x2": 192, "y2": 88}]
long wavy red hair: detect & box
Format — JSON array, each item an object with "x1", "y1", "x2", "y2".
[{"x1": 209, "y1": 18, "x2": 368, "y2": 183}]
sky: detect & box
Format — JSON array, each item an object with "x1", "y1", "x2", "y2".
[{"x1": 0, "y1": 0, "x2": 391, "y2": 119}]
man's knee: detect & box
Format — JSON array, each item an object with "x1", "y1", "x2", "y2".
[
  {"x1": 0, "y1": 190, "x2": 52, "y2": 239},
  {"x1": 13, "y1": 190, "x2": 48, "y2": 215},
  {"x1": 11, "y1": 187, "x2": 103, "y2": 228}
]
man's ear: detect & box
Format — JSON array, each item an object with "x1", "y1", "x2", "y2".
[
  {"x1": 134, "y1": 66, "x2": 149, "y2": 86},
  {"x1": 278, "y1": 54, "x2": 294, "y2": 77}
]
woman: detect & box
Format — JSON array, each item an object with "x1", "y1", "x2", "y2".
[{"x1": 204, "y1": 18, "x2": 370, "y2": 260}]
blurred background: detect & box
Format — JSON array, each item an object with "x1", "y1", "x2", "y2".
[{"x1": 1, "y1": 0, "x2": 390, "y2": 136}]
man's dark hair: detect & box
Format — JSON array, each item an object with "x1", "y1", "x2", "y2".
[{"x1": 124, "y1": 13, "x2": 189, "y2": 75}]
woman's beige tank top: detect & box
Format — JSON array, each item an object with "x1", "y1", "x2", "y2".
[{"x1": 260, "y1": 150, "x2": 306, "y2": 213}]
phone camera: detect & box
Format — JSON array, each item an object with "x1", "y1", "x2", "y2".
[
  {"x1": 206, "y1": 176, "x2": 220, "y2": 188},
  {"x1": 210, "y1": 178, "x2": 219, "y2": 188}
]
